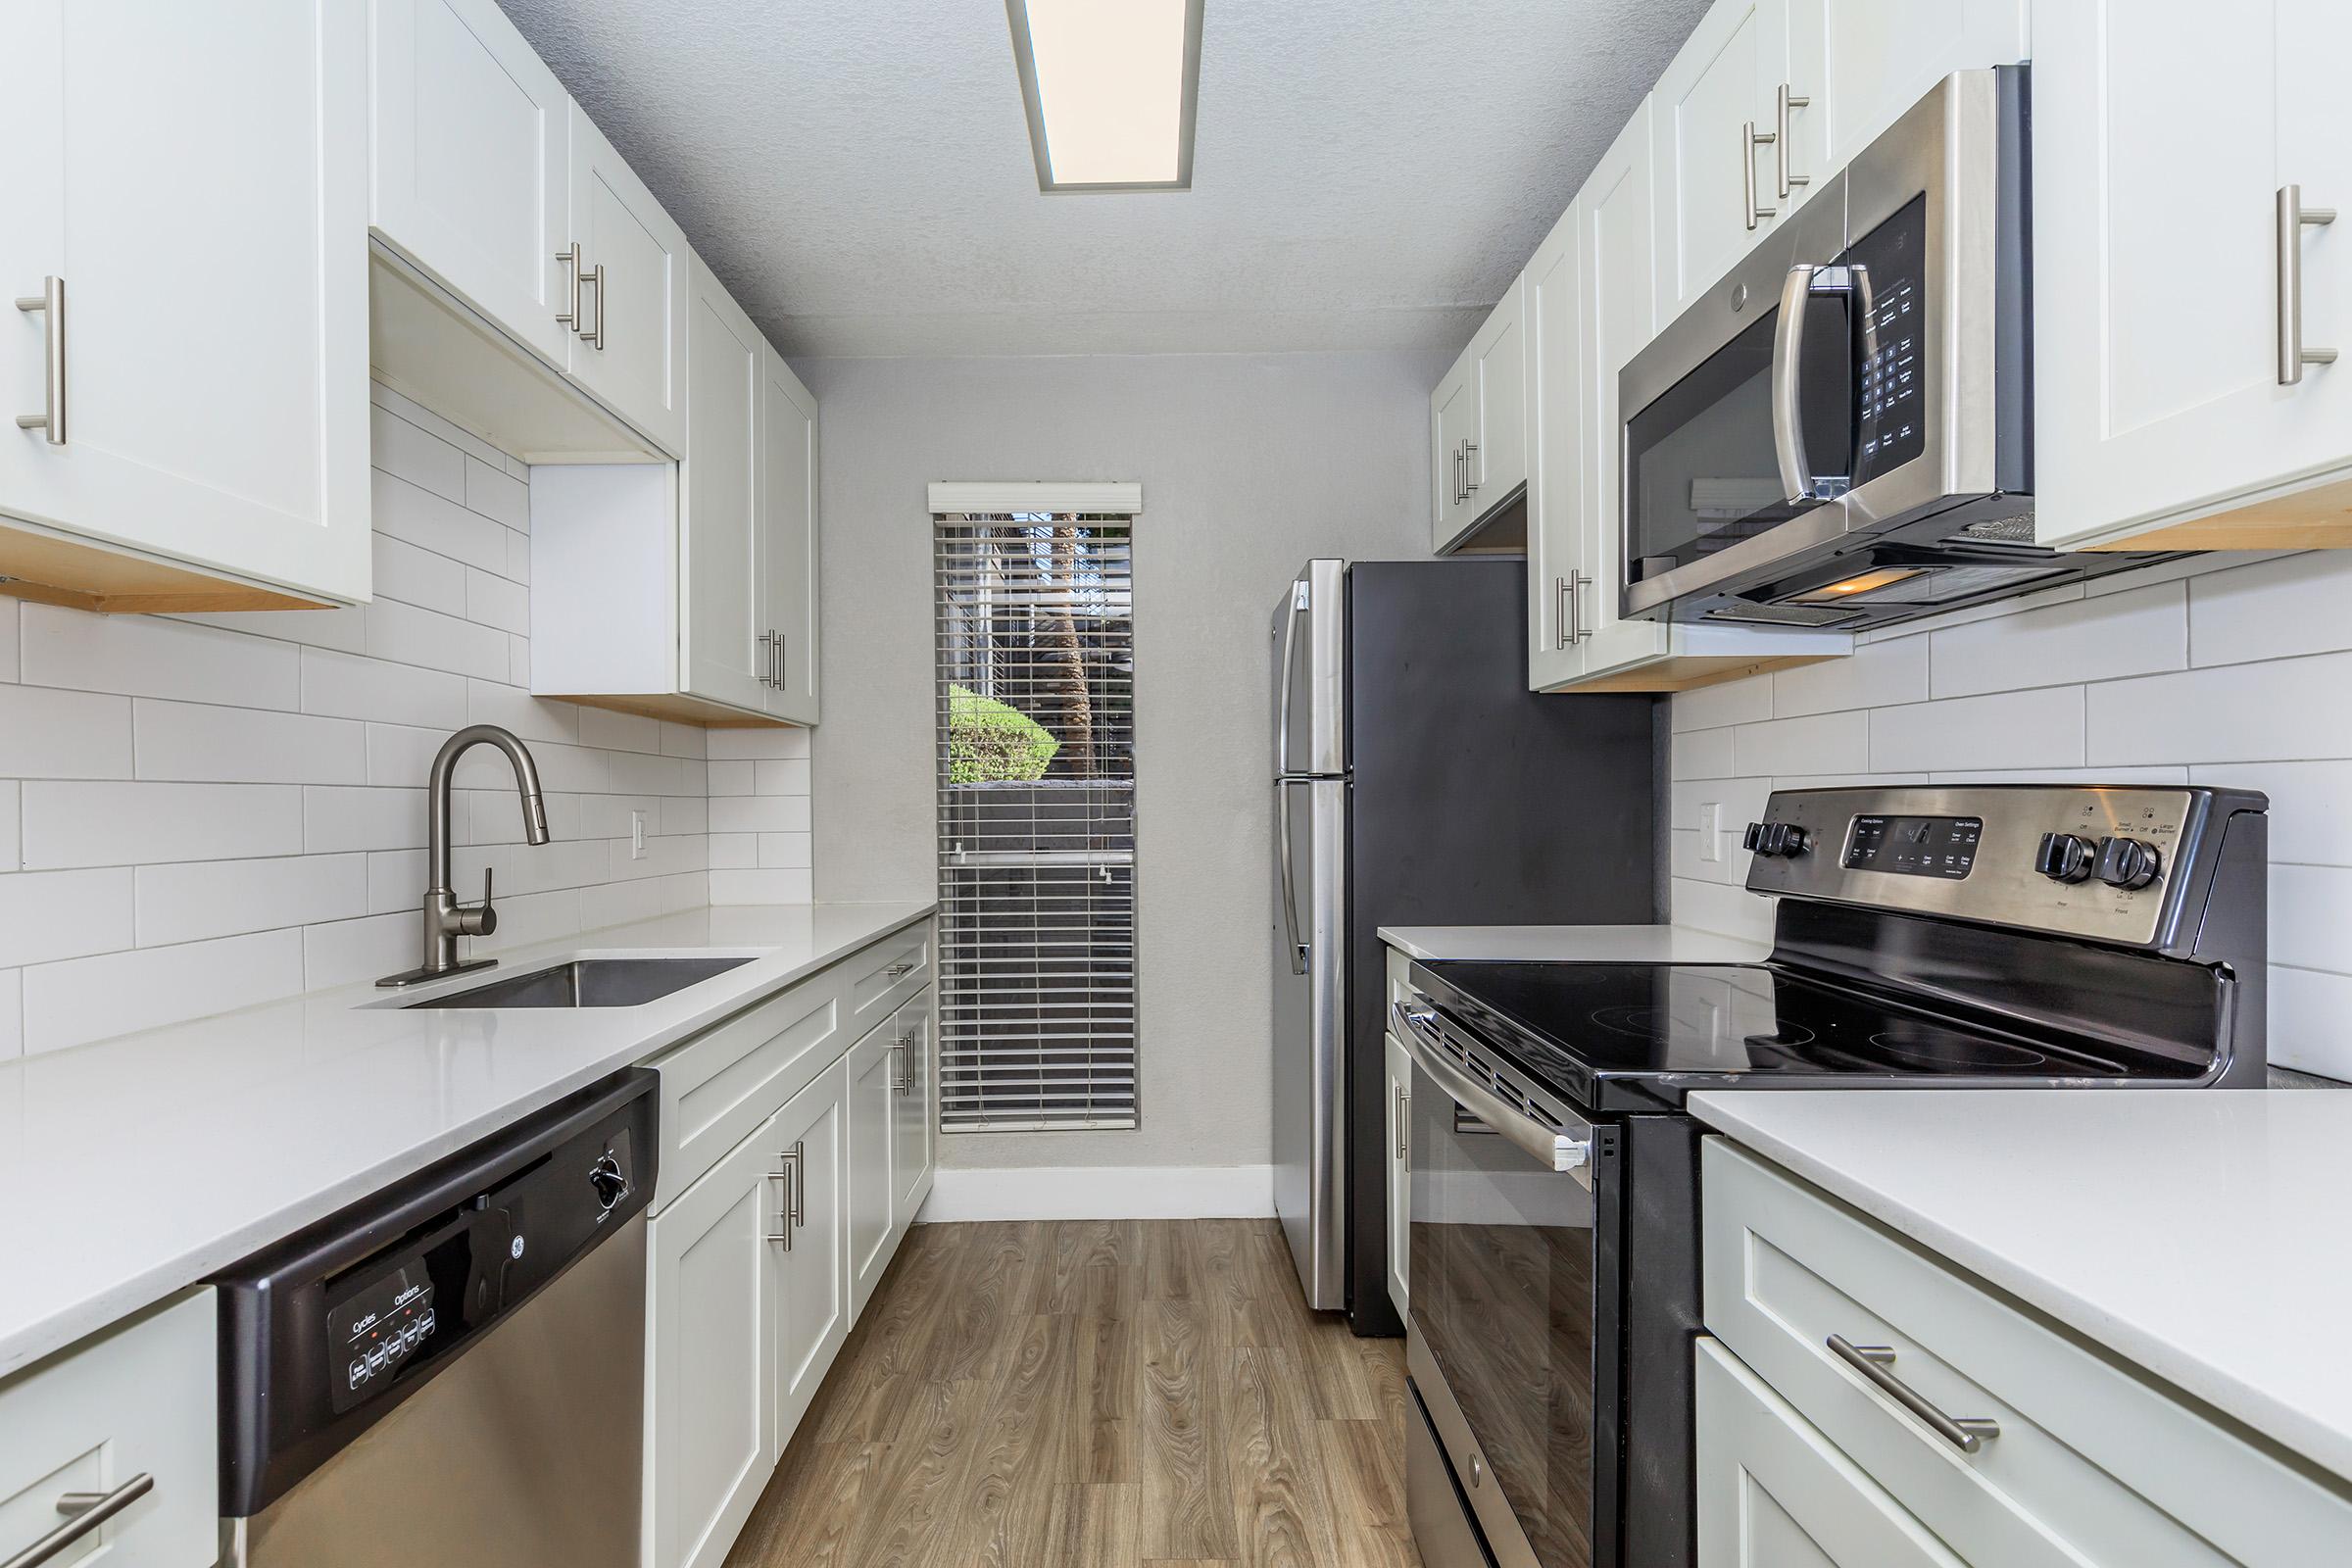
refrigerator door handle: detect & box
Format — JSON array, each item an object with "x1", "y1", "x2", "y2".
[
  {"x1": 1275, "y1": 579, "x2": 1306, "y2": 778},
  {"x1": 1276, "y1": 780, "x2": 1307, "y2": 975}
]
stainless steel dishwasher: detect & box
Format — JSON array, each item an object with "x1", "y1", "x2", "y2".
[{"x1": 216, "y1": 1068, "x2": 658, "y2": 1568}]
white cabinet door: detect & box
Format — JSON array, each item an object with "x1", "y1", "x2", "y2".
[
  {"x1": 1577, "y1": 103, "x2": 1674, "y2": 677},
  {"x1": 368, "y1": 0, "x2": 573, "y2": 367},
  {"x1": 680, "y1": 253, "x2": 769, "y2": 715},
  {"x1": 1523, "y1": 201, "x2": 1590, "y2": 690},
  {"x1": 771, "y1": 1060, "x2": 848, "y2": 1446},
  {"x1": 647, "y1": 1110, "x2": 778, "y2": 1568},
  {"x1": 2035, "y1": 0, "x2": 2352, "y2": 550},
  {"x1": 1784, "y1": 0, "x2": 2026, "y2": 194},
  {"x1": 567, "y1": 104, "x2": 689, "y2": 458},
  {"x1": 1696, "y1": 1339, "x2": 1963, "y2": 1568},
  {"x1": 1429, "y1": 350, "x2": 1475, "y2": 550},
  {"x1": 1466, "y1": 279, "x2": 1529, "y2": 517},
  {"x1": 1652, "y1": 0, "x2": 1788, "y2": 322},
  {"x1": 1384, "y1": 1031, "x2": 1411, "y2": 1319},
  {"x1": 844, "y1": 1022, "x2": 896, "y2": 1318},
  {"x1": 0, "y1": 0, "x2": 369, "y2": 607},
  {"x1": 892, "y1": 990, "x2": 936, "y2": 1220},
  {"x1": 760, "y1": 347, "x2": 821, "y2": 724}
]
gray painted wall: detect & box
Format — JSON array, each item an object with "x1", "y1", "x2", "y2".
[{"x1": 798, "y1": 350, "x2": 1449, "y2": 1171}]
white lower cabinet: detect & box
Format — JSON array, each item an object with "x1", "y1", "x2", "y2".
[
  {"x1": 1383, "y1": 1030, "x2": 1411, "y2": 1318},
  {"x1": 1700, "y1": 1138, "x2": 2352, "y2": 1566},
  {"x1": 1696, "y1": 1337, "x2": 1961, "y2": 1568},
  {"x1": 0, "y1": 1290, "x2": 217, "y2": 1568},
  {"x1": 643, "y1": 931, "x2": 935, "y2": 1568},
  {"x1": 647, "y1": 1103, "x2": 779, "y2": 1568}
]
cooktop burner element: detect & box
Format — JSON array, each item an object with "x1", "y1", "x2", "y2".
[{"x1": 1861, "y1": 1022, "x2": 2051, "y2": 1071}]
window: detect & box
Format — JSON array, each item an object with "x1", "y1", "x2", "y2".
[{"x1": 932, "y1": 509, "x2": 1137, "y2": 1131}]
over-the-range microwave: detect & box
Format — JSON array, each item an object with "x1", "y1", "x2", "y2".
[{"x1": 1618, "y1": 66, "x2": 2179, "y2": 631}]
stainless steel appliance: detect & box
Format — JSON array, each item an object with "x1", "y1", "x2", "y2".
[
  {"x1": 1619, "y1": 68, "x2": 2176, "y2": 631},
  {"x1": 216, "y1": 1069, "x2": 657, "y2": 1568},
  {"x1": 1396, "y1": 783, "x2": 2268, "y2": 1567},
  {"x1": 1270, "y1": 559, "x2": 1655, "y2": 1329}
]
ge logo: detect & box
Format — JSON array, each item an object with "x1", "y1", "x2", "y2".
[{"x1": 510, "y1": 1235, "x2": 526, "y2": 1261}]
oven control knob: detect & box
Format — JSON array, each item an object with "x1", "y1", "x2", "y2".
[
  {"x1": 2094, "y1": 836, "x2": 2161, "y2": 891},
  {"x1": 2033, "y1": 832, "x2": 2095, "y2": 884},
  {"x1": 589, "y1": 1152, "x2": 628, "y2": 1210},
  {"x1": 1743, "y1": 823, "x2": 1809, "y2": 858}
]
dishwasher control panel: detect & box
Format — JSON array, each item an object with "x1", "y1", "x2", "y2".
[{"x1": 327, "y1": 1263, "x2": 436, "y2": 1406}]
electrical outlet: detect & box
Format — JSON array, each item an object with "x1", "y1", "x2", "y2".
[
  {"x1": 630, "y1": 809, "x2": 647, "y2": 859},
  {"x1": 1698, "y1": 802, "x2": 1722, "y2": 862}
]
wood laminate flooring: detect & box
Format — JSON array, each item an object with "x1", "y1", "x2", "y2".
[{"x1": 724, "y1": 1219, "x2": 1422, "y2": 1568}]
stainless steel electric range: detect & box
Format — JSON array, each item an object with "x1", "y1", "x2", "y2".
[{"x1": 1392, "y1": 784, "x2": 2270, "y2": 1568}]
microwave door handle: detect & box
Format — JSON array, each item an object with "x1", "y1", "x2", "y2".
[{"x1": 1772, "y1": 263, "x2": 1818, "y2": 505}]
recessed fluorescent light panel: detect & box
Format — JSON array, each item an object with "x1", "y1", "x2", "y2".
[{"x1": 1006, "y1": 0, "x2": 1203, "y2": 192}]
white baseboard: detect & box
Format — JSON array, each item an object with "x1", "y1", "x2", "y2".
[{"x1": 915, "y1": 1163, "x2": 1275, "y2": 1223}]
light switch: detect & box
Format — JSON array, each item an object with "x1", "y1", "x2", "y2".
[
  {"x1": 1698, "y1": 802, "x2": 1722, "y2": 862},
  {"x1": 630, "y1": 809, "x2": 647, "y2": 859}
]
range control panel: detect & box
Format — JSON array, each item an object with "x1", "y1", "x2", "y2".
[{"x1": 1740, "y1": 785, "x2": 2266, "y2": 954}]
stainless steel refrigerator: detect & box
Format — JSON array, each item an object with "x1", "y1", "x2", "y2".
[{"x1": 1269, "y1": 558, "x2": 1658, "y2": 1333}]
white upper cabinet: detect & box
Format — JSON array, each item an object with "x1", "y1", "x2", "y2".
[
  {"x1": 761, "y1": 347, "x2": 821, "y2": 724},
  {"x1": 368, "y1": 0, "x2": 572, "y2": 367},
  {"x1": 1430, "y1": 280, "x2": 1529, "y2": 551},
  {"x1": 0, "y1": 0, "x2": 370, "y2": 611},
  {"x1": 681, "y1": 254, "x2": 769, "y2": 714},
  {"x1": 1524, "y1": 200, "x2": 1591, "y2": 691},
  {"x1": 1785, "y1": 1, "x2": 2027, "y2": 186},
  {"x1": 565, "y1": 105, "x2": 690, "y2": 457},
  {"x1": 1652, "y1": 0, "x2": 1790, "y2": 322},
  {"x1": 2036, "y1": 0, "x2": 2352, "y2": 551}
]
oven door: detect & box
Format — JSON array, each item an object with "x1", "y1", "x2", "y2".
[{"x1": 1396, "y1": 999, "x2": 1620, "y2": 1568}]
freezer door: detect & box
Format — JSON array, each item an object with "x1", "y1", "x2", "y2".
[
  {"x1": 1271, "y1": 774, "x2": 1348, "y2": 1309},
  {"x1": 1271, "y1": 560, "x2": 1347, "y2": 778}
]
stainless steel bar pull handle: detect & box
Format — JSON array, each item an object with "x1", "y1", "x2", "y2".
[
  {"x1": 555, "y1": 244, "x2": 581, "y2": 328},
  {"x1": 15, "y1": 275, "x2": 65, "y2": 445},
  {"x1": 758, "y1": 630, "x2": 779, "y2": 687},
  {"x1": 1827, "y1": 1335, "x2": 2001, "y2": 1454},
  {"x1": 1743, "y1": 122, "x2": 1776, "y2": 230},
  {"x1": 1554, "y1": 575, "x2": 1572, "y2": 650},
  {"x1": 892, "y1": 1042, "x2": 914, "y2": 1093},
  {"x1": 1463, "y1": 439, "x2": 1481, "y2": 493},
  {"x1": 1394, "y1": 1083, "x2": 1408, "y2": 1161},
  {"x1": 2, "y1": 1472, "x2": 152, "y2": 1568},
  {"x1": 1570, "y1": 570, "x2": 1591, "y2": 643},
  {"x1": 2278, "y1": 184, "x2": 2337, "y2": 384},
  {"x1": 1776, "y1": 84, "x2": 1810, "y2": 199},
  {"x1": 766, "y1": 1142, "x2": 805, "y2": 1246},
  {"x1": 582, "y1": 262, "x2": 608, "y2": 349},
  {"x1": 885, "y1": 959, "x2": 916, "y2": 979}
]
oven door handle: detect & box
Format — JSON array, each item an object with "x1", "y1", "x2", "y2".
[{"x1": 1393, "y1": 1002, "x2": 1594, "y2": 1184}]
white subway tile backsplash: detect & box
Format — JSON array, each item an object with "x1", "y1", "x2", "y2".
[
  {"x1": 2272, "y1": 965, "x2": 2352, "y2": 1079},
  {"x1": 0, "y1": 404, "x2": 812, "y2": 1047},
  {"x1": 708, "y1": 760, "x2": 753, "y2": 796},
  {"x1": 302, "y1": 646, "x2": 470, "y2": 729},
  {"x1": 710, "y1": 794, "x2": 811, "y2": 834},
  {"x1": 1732, "y1": 710, "x2": 1870, "y2": 777},
  {"x1": 0, "y1": 868, "x2": 134, "y2": 968},
  {"x1": 22, "y1": 929, "x2": 306, "y2": 1055},
  {"x1": 1670, "y1": 675, "x2": 1773, "y2": 733},
  {"x1": 1773, "y1": 636, "x2": 1928, "y2": 717},
  {"x1": 136, "y1": 854, "x2": 368, "y2": 947},
  {"x1": 2188, "y1": 551, "x2": 2352, "y2": 668},
  {"x1": 23, "y1": 782, "x2": 304, "y2": 868},
  {"x1": 2190, "y1": 760, "x2": 2352, "y2": 866},
  {"x1": 2271, "y1": 863, "x2": 2352, "y2": 972},
  {"x1": 134, "y1": 701, "x2": 368, "y2": 785},
  {"x1": 2087, "y1": 651, "x2": 2352, "y2": 766},
  {"x1": 372, "y1": 533, "x2": 467, "y2": 615},
  {"x1": 710, "y1": 869, "x2": 812, "y2": 905},
  {"x1": 1671, "y1": 728, "x2": 1735, "y2": 781},
  {"x1": 1869, "y1": 686, "x2": 2084, "y2": 774},
  {"x1": 1929, "y1": 581, "x2": 2186, "y2": 699}
]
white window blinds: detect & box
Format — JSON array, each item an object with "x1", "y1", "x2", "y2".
[{"x1": 933, "y1": 511, "x2": 1137, "y2": 1132}]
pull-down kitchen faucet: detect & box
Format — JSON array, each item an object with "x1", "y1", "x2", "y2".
[{"x1": 376, "y1": 724, "x2": 551, "y2": 987}]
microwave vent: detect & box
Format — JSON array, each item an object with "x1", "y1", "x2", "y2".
[
  {"x1": 1704, "y1": 603, "x2": 1862, "y2": 627},
  {"x1": 1956, "y1": 513, "x2": 2037, "y2": 543}
]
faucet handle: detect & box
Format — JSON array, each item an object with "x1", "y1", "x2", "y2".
[{"x1": 455, "y1": 865, "x2": 499, "y2": 937}]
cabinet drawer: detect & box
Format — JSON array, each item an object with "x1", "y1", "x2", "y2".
[
  {"x1": 1696, "y1": 1337, "x2": 1961, "y2": 1568},
  {"x1": 1703, "y1": 1139, "x2": 2352, "y2": 1566},
  {"x1": 844, "y1": 924, "x2": 930, "y2": 1041},
  {"x1": 0, "y1": 1290, "x2": 217, "y2": 1568},
  {"x1": 650, "y1": 969, "x2": 844, "y2": 1209}
]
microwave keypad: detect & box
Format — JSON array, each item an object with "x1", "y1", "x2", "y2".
[{"x1": 1847, "y1": 195, "x2": 1929, "y2": 482}]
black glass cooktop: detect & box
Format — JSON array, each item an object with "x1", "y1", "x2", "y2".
[{"x1": 1409, "y1": 959, "x2": 2211, "y2": 1114}]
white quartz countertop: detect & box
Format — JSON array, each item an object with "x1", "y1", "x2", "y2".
[
  {"x1": 1690, "y1": 1089, "x2": 2352, "y2": 1485},
  {"x1": 1378, "y1": 923, "x2": 1772, "y2": 965},
  {"x1": 0, "y1": 901, "x2": 933, "y2": 1379}
]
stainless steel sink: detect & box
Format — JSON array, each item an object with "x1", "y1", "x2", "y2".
[{"x1": 401, "y1": 956, "x2": 756, "y2": 1009}]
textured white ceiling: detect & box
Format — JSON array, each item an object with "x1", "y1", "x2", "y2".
[{"x1": 498, "y1": 0, "x2": 1709, "y2": 358}]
